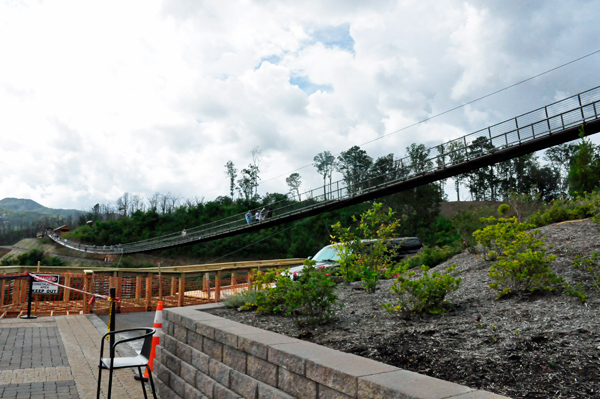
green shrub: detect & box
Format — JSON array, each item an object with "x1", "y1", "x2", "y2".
[
  {"x1": 450, "y1": 205, "x2": 496, "y2": 252},
  {"x1": 332, "y1": 203, "x2": 400, "y2": 292},
  {"x1": 383, "y1": 264, "x2": 461, "y2": 315},
  {"x1": 473, "y1": 216, "x2": 533, "y2": 261},
  {"x1": 0, "y1": 249, "x2": 65, "y2": 266},
  {"x1": 489, "y1": 248, "x2": 559, "y2": 297},
  {"x1": 474, "y1": 217, "x2": 560, "y2": 297},
  {"x1": 250, "y1": 260, "x2": 339, "y2": 325},
  {"x1": 573, "y1": 251, "x2": 600, "y2": 291},
  {"x1": 223, "y1": 290, "x2": 258, "y2": 309},
  {"x1": 527, "y1": 192, "x2": 600, "y2": 227},
  {"x1": 389, "y1": 245, "x2": 461, "y2": 275}
]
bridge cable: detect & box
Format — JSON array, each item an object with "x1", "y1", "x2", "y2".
[{"x1": 258, "y1": 47, "x2": 600, "y2": 186}]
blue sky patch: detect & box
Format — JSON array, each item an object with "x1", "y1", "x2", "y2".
[
  {"x1": 312, "y1": 23, "x2": 355, "y2": 53},
  {"x1": 290, "y1": 75, "x2": 333, "y2": 95}
]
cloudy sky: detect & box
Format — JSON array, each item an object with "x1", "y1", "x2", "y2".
[{"x1": 1, "y1": 0, "x2": 599, "y2": 210}]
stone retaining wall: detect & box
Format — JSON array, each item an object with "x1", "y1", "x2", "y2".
[{"x1": 154, "y1": 304, "x2": 509, "y2": 399}]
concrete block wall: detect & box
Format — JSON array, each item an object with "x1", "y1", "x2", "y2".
[{"x1": 153, "y1": 304, "x2": 509, "y2": 399}]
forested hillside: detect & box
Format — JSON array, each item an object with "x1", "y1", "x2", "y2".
[
  {"x1": 8, "y1": 129, "x2": 600, "y2": 263},
  {"x1": 0, "y1": 198, "x2": 80, "y2": 245}
]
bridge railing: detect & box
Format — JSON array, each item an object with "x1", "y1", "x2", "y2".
[{"x1": 48, "y1": 86, "x2": 600, "y2": 254}]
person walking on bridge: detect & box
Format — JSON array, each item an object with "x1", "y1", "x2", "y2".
[{"x1": 245, "y1": 211, "x2": 253, "y2": 224}]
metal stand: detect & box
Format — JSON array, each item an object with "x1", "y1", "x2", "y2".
[{"x1": 20, "y1": 275, "x2": 38, "y2": 319}]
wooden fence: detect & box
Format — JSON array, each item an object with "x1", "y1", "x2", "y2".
[{"x1": 0, "y1": 258, "x2": 303, "y2": 318}]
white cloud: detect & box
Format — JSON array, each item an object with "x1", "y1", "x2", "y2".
[{"x1": 0, "y1": 0, "x2": 599, "y2": 209}]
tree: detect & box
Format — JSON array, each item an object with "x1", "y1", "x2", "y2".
[
  {"x1": 115, "y1": 193, "x2": 130, "y2": 218},
  {"x1": 286, "y1": 173, "x2": 302, "y2": 201},
  {"x1": 237, "y1": 165, "x2": 260, "y2": 201},
  {"x1": 369, "y1": 154, "x2": 398, "y2": 186},
  {"x1": 251, "y1": 147, "x2": 263, "y2": 197},
  {"x1": 544, "y1": 143, "x2": 577, "y2": 194},
  {"x1": 465, "y1": 137, "x2": 497, "y2": 200},
  {"x1": 406, "y1": 143, "x2": 432, "y2": 175},
  {"x1": 336, "y1": 146, "x2": 372, "y2": 194},
  {"x1": 148, "y1": 192, "x2": 161, "y2": 211},
  {"x1": 568, "y1": 126, "x2": 600, "y2": 196},
  {"x1": 448, "y1": 140, "x2": 467, "y2": 201},
  {"x1": 313, "y1": 151, "x2": 336, "y2": 199},
  {"x1": 224, "y1": 161, "x2": 238, "y2": 199},
  {"x1": 435, "y1": 144, "x2": 448, "y2": 190}
]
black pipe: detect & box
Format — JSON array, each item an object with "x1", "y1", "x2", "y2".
[
  {"x1": 109, "y1": 287, "x2": 116, "y2": 357},
  {"x1": 20, "y1": 275, "x2": 37, "y2": 319}
]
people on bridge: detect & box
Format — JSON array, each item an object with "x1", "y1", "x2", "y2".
[
  {"x1": 245, "y1": 211, "x2": 253, "y2": 224},
  {"x1": 181, "y1": 229, "x2": 187, "y2": 238},
  {"x1": 255, "y1": 210, "x2": 261, "y2": 222}
]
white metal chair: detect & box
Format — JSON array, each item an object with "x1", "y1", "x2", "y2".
[{"x1": 96, "y1": 327, "x2": 157, "y2": 399}]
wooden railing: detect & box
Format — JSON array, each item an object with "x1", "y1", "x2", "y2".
[{"x1": 0, "y1": 258, "x2": 304, "y2": 318}]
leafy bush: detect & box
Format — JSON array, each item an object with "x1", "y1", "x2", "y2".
[
  {"x1": 223, "y1": 289, "x2": 258, "y2": 309},
  {"x1": 383, "y1": 264, "x2": 461, "y2": 315},
  {"x1": 527, "y1": 192, "x2": 600, "y2": 227},
  {"x1": 450, "y1": 205, "x2": 496, "y2": 252},
  {"x1": 473, "y1": 216, "x2": 533, "y2": 261},
  {"x1": 250, "y1": 260, "x2": 339, "y2": 325},
  {"x1": 0, "y1": 249, "x2": 66, "y2": 266},
  {"x1": 473, "y1": 216, "x2": 560, "y2": 297},
  {"x1": 389, "y1": 245, "x2": 461, "y2": 275},
  {"x1": 332, "y1": 203, "x2": 400, "y2": 292},
  {"x1": 573, "y1": 251, "x2": 600, "y2": 291}
]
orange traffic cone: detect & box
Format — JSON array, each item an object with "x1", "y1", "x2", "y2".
[{"x1": 135, "y1": 301, "x2": 163, "y2": 381}]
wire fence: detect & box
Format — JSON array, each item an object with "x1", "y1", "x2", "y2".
[{"x1": 46, "y1": 85, "x2": 600, "y2": 254}]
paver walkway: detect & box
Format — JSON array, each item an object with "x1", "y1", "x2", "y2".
[{"x1": 0, "y1": 316, "x2": 155, "y2": 399}]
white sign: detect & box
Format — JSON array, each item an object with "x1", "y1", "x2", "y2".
[{"x1": 32, "y1": 274, "x2": 60, "y2": 295}]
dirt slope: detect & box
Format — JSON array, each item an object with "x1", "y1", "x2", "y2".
[{"x1": 210, "y1": 219, "x2": 600, "y2": 399}]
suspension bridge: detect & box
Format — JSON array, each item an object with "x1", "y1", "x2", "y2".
[{"x1": 48, "y1": 86, "x2": 600, "y2": 254}]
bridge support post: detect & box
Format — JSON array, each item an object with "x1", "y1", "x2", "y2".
[{"x1": 231, "y1": 272, "x2": 236, "y2": 287}]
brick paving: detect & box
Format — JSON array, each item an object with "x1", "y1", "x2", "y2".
[
  {"x1": 0, "y1": 316, "x2": 156, "y2": 399},
  {"x1": 0, "y1": 380, "x2": 79, "y2": 399},
  {"x1": 0, "y1": 326, "x2": 68, "y2": 370}
]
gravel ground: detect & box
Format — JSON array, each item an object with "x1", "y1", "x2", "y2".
[{"x1": 208, "y1": 219, "x2": 600, "y2": 399}]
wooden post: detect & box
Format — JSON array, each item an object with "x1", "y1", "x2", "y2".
[
  {"x1": 20, "y1": 279, "x2": 28, "y2": 303},
  {"x1": 63, "y1": 275, "x2": 71, "y2": 303},
  {"x1": 215, "y1": 271, "x2": 221, "y2": 303},
  {"x1": 158, "y1": 263, "x2": 162, "y2": 303},
  {"x1": 171, "y1": 277, "x2": 177, "y2": 296},
  {"x1": 116, "y1": 277, "x2": 123, "y2": 304},
  {"x1": 231, "y1": 272, "x2": 236, "y2": 287},
  {"x1": 37, "y1": 261, "x2": 40, "y2": 273},
  {"x1": 145, "y1": 276, "x2": 152, "y2": 311},
  {"x1": 0, "y1": 280, "x2": 5, "y2": 307},
  {"x1": 205, "y1": 273, "x2": 211, "y2": 300},
  {"x1": 82, "y1": 275, "x2": 90, "y2": 314},
  {"x1": 247, "y1": 271, "x2": 252, "y2": 288},
  {"x1": 178, "y1": 274, "x2": 185, "y2": 307},
  {"x1": 135, "y1": 277, "x2": 142, "y2": 300}
]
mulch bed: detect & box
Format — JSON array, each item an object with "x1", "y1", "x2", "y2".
[{"x1": 207, "y1": 219, "x2": 600, "y2": 399}]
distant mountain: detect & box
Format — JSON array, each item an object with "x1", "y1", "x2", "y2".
[
  {"x1": 0, "y1": 198, "x2": 80, "y2": 226},
  {"x1": 0, "y1": 198, "x2": 47, "y2": 212}
]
